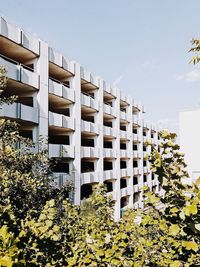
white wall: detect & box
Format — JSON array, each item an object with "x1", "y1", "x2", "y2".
[{"x1": 180, "y1": 109, "x2": 200, "y2": 181}]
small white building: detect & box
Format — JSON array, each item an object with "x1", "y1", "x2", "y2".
[{"x1": 179, "y1": 109, "x2": 200, "y2": 182}]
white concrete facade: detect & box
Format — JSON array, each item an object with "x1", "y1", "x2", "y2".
[
  {"x1": 180, "y1": 109, "x2": 200, "y2": 182},
  {"x1": 0, "y1": 16, "x2": 161, "y2": 220}
]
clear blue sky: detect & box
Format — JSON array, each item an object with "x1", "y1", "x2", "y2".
[{"x1": 1, "y1": 0, "x2": 200, "y2": 133}]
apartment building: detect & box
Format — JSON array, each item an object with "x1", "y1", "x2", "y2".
[
  {"x1": 0, "y1": 16, "x2": 161, "y2": 220},
  {"x1": 180, "y1": 109, "x2": 200, "y2": 183}
]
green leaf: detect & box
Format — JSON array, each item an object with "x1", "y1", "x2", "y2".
[
  {"x1": 169, "y1": 224, "x2": 180, "y2": 236},
  {"x1": 182, "y1": 240, "x2": 198, "y2": 251}
]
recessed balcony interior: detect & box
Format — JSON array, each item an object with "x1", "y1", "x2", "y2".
[
  {"x1": 103, "y1": 91, "x2": 115, "y2": 107},
  {"x1": 104, "y1": 158, "x2": 114, "y2": 171},
  {"x1": 81, "y1": 79, "x2": 98, "y2": 98},
  {"x1": 18, "y1": 125, "x2": 34, "y2": 140},
  {"x1": 133, "y1": 160, "x2": 138, "y2": 168},
  {"x1": 151, "y1": 173, "x2": 155, "y2": 180},
  {"x1": 103, "y1": 114, "x2": 114, "y2": 127},
  {"x1": 133, "y1": 143, "x2": 138, "y2": 151},
  {"x1": 133, "y1": 176, "x2": 138, "y2": 185},
  {"x1": 81, "y1": 109, "x2": 95, "y2": 123},
  {"x1": 133, "y1": 192, "x2": 140, "y2": 204},
  {"x1": 81, "y1": 133, "x2": 95, "y2": 147},
  {"x1": 81, "y1": 158, "x2": 96, "y2": 173},
  {"x1": 143, "y1": 160, "x2": 147, "y2": 167},
  {"x1": 144, "y1": 174, "x2": 147, "y2": 183},
  {"x1": 51, "y1": 158, "x2": 70, "y2": 173},
  {"x1": 81, "y1": 183, "x2": 97, "y2": 200},
  {"x1": 120, "y1": 120, "x2": 128, "y2": 131},
  {"x1": 151, "y1": 130, "x2": 155, "y2": 138},
  {"x1": 0, "y1": 36, "x2": 38, "y2": 65},
  {"x1": 120, "y1": 99, "x2": 129, "y2": 112},
  {"x1": 120, "y1": 178, "x2": 127, "y2": 189},
  {"x1": 104, "y1": 136, "x2": 113, "y2": 149},
  {"x1": 120, "y1": 159, "x2": 127, "y2": 169},
  {"x1": 49, "y1": 96, "x2": 72, "y2": 116},
  {"x1": 143, "y1": 145, "x2": 147, "y2": 152},
  {"x1": 120, "y1": 139, "x2": 127, "y2": 150},
  {"x1": 49, "y1": 62, "x2": 73, "y2": 83},
  {"x1": 104, "y1": 179, "x2": 114, "y2": 193},
  {"x1": 133, "y1": 127, "x2": 138, "y2": 134},
  {"x1": 132, "y1": 106, "x2": 140, "y2": 115},
  {"x1": 49, "y1": 132, "x2": 70, "y2": 145},
  {"x1": 121, "y1": 196, "x2": 129, "y2": 209},
  {"x1": 143, "y1": 127, "x2": 148, "y2": 137}
]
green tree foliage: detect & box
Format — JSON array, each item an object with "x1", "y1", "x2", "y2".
[
  {"x1": 189, "y1": 38, "x2": 200, "y2": 64},
  {"x1": 1, "y1": 65, "x2": 200, "y2": 266}
]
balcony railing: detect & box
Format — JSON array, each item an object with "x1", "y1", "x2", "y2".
[
  {"x1": 49, "y1": 111, "x2": 75, "y2": 130},
  {"x1": 49, "y1": 78, "x2": 75, "y2": 102},
  {"x1": 0, "y1": 55, "x2": 39, "y2": 89},
  {"x1": 49, "y1": 144, "x2": 75, "y2": 158},
  {"x1": 81, "y1": 92, "x2": 99, "y2": 110},
  {"x1": 81, "y1": 146, "x2": 99, "y2": 158},
  {"x1": 81, "y1": 120, "x2": 99, "y2": 134},
  {"x1": 0, "y1": 103, "x2": 39, "y2": 123}
]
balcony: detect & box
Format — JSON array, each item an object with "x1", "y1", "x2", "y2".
[
  {"x1": 107, "y1": 190, "x2": 117, "y2": 201},
  {"x1": 81, "y1": 92, "x2": 99, "y2": 110},
  {"x1": 21, "y1": 31, "x2": 40, "y2": 55},
  {"x1": 49, "y1": 144, "x2": 75, "y2": 158},
  {"x1": 103, "y1": 126, "x2": 117, "y2": 138},
  {"x1": 121, "y1": 187, "x2": 132, "y2": 198},
  {"x1": 49, "y1": 47, "x2": 74, "y2": 75},
  {"x1": 133, "y1": 151, "x2": 140, "y2": 158},
  {"x1": 81, "y1": 171, "x2": 99, "y2": 185},
  {"x1": 0, "y1": 56, "x2": 39, "y2": 89},
  {"x1": 49, "y1": 78, "x2": 75, "y2": 103},
  {"x1": 120, "y1": 111, "x2": 129, "y2": 121},
  {"x1": 103, "y1": 103, "x2": 116, "y2": 117},
  {"x1": 103, "y1": 148, "x2": 117, "y2": 158},
  {"x1": 120, "y1": 130, "x2": 129, "y2": 140},
  {"x1": 81, "y1": 146, "x2": 99, "y2": 158},
  {"x1": 120, "y1": 168, "x2": 131, "y2": 177},
  {"x1": 49, "y1": 111, "x2": 75, "y2": 131},
  {"x1": 0, "y1": 103, "x2": 38, "y2": 124},
  {"x1": 53, "y1": 172, "x2": 74, "y2": 188},
  {"x1": 81, "y1": 120, "x2": 99, "y2": 135},
  {"x1": 133, "y1": 115, "x2": 142, "y2": 126},
  {"x1": 143, "y1": 166, "x2": 150, "y2": 174},
  {"x1": 103, "y1": 169, "x2": 117, "y2": 181},
  {"x1": 120, "y1": 150, "x2": 131, "y2": 158},
  {"x1": 80, "y1": 67, "x2": 98, "y2": 88},
  {"x1": 133, "y1": 167, "x2": 140, "y2": 176}
]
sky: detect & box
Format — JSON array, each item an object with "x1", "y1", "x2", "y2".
[{"x1": 1, "y1": 0, "x2": 200, "y2": 133}]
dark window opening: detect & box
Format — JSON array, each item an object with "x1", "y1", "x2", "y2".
[
  {"x1": 51, "y1": 161, "x2": 69, "y2": 173},
  {"x1": 133, "y1": 176, "x2": 138, "y2": 185},
  {"x1": 81, "y1": 160, "x2": 94, "y2": 173},
  {"x1": 104, "y1": 141, "x2": 113, "y2": 149},
  {"x1": 121, "y1": 196, "x2": 128, "y2": 208},
  {"x1": 120, "y1": 178, "x2": 127, "y2": 189},
  {"x1": 120, "y1": 143, "x2": 126, "y2": 150},
  {"x1": 49, "y1": 107, "x2": 70, "y2": 117},
  {"x1": 151, "y1": 173, "x2": 155, "y2": 180},
  {"x1": 133, "y1": 128, "x2": 137, "y2": 134},
  {"x1": 120, "y1": 161, "x2": 127, "y2": 169},
  {"x1": 49, "y1": 135, "x2": 70, "y2": 145},
  {"x1": 104, "y1": 160, "x2": 113, "y2": 171},
  {"x1": 81, "y1": 114, "x2": 94, "y2": 123},
  {"x1": 81, "y1": 138, "x2": 94, "y2": 147},
  {"x1": 143, "y1": 160, "x2": 147, "y2": 167},
  {"x1": 81, "y1": 184, "x2": 93, "y2": 200},
  {"x1": 17, "y1": 97, "x2": 34, "y2": 107},
  {"x1": 19, "y1": 130, "x2": 33, "y2": 140},
  {"x1": 133, "y1": 144, "x2": 137, "y2": 150},
  {"x1": 143, "y1": 131, "x2": 147, "y2": 137},
  {"x1": 133, "y1": 161, "x2": 138, "y2": 168},
  {"x1": 143, "y1": 174, "x2": 147, "y2": 183},
  {"x1": 104, "y1": 120, "x2": 112, "y2": 127},
  {"x1": 151, "y1": 133, "x2": 154, "y2": 138},
  {"x1": 104, "y1": 181, "x2": 113, "y2": 192},
  {"x1": 120, "y1": 124, "x2": 126, "y2": 131},
  {"x1": 143, "y1": 146, "x2": 147, "y2": 151}
]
